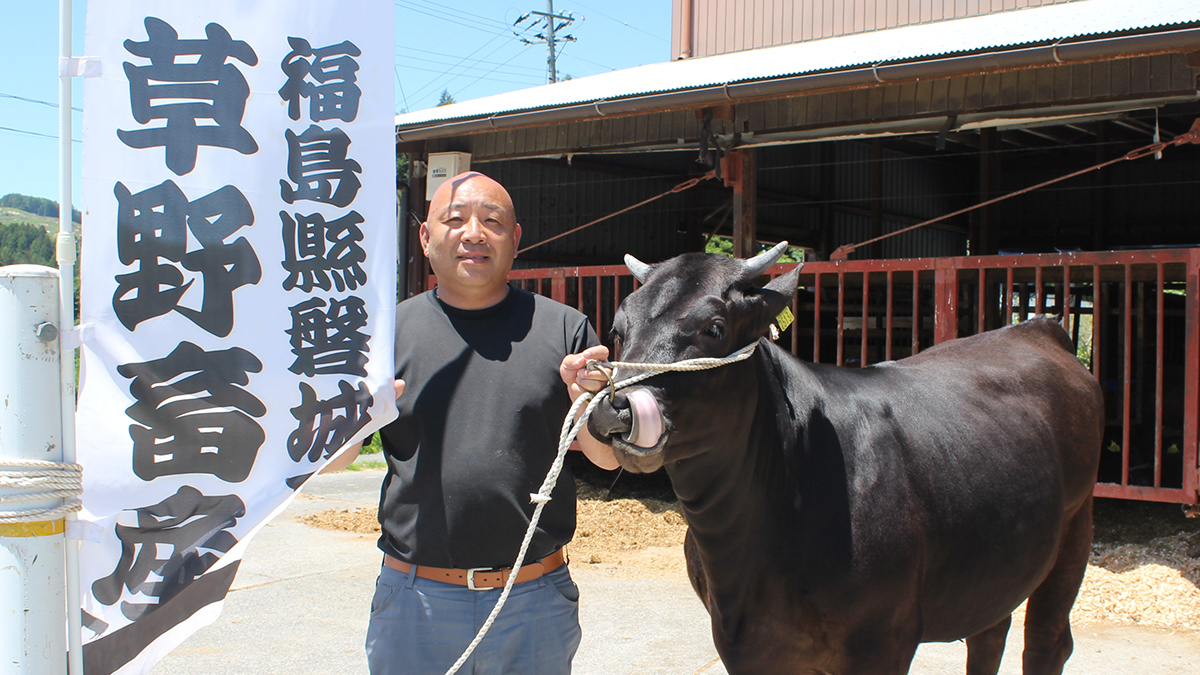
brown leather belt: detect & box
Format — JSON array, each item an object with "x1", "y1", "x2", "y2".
[{"x1": 383, "y1": 548, "x2": 566, "y2": 591}]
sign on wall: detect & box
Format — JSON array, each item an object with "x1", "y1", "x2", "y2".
[{"x1": 76, "y1": 3, "x2": 396, "y2": 672}]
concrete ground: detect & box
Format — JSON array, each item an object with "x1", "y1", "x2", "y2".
[{"x1": 152, "y1": 468, "x2": 1200, "y2": 674}]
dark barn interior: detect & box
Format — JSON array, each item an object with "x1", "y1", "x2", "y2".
[{"x1": 396, "y1": 28, "x2": 1200, "y2": 503}]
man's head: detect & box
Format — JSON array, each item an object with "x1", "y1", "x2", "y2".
[{"x1": 420, "y1": 171, "x2": 522, "y2": 309}]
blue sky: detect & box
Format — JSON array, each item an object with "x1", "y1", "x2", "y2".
[{"x1": 0, "y1": 0, "x2": 672, "y2": 206}]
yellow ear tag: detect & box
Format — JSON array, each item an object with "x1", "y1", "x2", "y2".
[{"x1": 775, "y1": 306, "x2": 795, "y2": 333}]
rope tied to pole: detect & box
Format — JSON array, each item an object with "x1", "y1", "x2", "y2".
[
  {"x1": 0, "y1": 458, "x2": 83, "y2": 524},
  {"x1": 441, "y1": 340, "x2": 758, "y2": 675}
]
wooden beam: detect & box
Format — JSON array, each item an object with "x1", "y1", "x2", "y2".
[
  {"x1": 407, "y1": 143, "x2": 430, "y2": 297},
  {"x1": 730, "y1": 148, "x2": 758, "y2": 258}
]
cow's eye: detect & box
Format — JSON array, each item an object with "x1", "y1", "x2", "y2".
[{"x1": 702, "y1": 322, "x2": 724, "y2": 340}]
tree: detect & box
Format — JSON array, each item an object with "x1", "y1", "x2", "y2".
[
  {"x1": 0, "y1": 222, "x2": 56, "y2": 266},
  {"x1": 437, "y1": 89, "x2": 456, "y2": 106},
  {"x1": 705, "y1": 235, "x2": 805, "y2": 262}
]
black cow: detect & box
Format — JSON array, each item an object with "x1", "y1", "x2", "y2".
[{"x1": 587, "y1": 243, "x2": 1104, "y2": 675}]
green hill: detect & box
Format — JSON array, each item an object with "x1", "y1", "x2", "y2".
[
  {"x1": 0, "y1": 193, "x2": 81, "y2": 227},
  {"x1": 0, "y1": 206, "x2": 63, "y2": 233}
]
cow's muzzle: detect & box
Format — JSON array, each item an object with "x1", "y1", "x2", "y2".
[{"x1": 588, "y1": 388, "x2": 667, "y2": 451}]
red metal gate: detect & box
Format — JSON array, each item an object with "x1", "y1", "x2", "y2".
[{"x1": 501, "y1": 248, "x2": 1200, "y2": 505}]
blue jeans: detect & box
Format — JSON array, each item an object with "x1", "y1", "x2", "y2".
[{"x1": 365, "y1": 562, "x2": 582, "y2": 675}]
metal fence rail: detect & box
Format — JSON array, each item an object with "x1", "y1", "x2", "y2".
[{"x1": 492, "y1": 248, "x2": 1200, "y2": 505}]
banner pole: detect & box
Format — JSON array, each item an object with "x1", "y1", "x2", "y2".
[{"x1": 58, "y1": 1, "x2": 85, "y2": 673}]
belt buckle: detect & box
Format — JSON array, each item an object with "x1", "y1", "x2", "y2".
[{"x1": 466, "y1": 567, "x2": 498, "y2": 591}]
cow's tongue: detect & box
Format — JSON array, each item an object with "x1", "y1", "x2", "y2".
[{"x1": 623, "y1": 389, "x2": 663, "y2": 448}]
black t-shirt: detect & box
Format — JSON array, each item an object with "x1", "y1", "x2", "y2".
[{"x1": 377, "y1": 285, "x2": 599, "y2": 568}]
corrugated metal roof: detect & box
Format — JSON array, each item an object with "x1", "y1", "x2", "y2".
[{"x1": 395, "y1": 0, "x2": 1200, "y2": 129}]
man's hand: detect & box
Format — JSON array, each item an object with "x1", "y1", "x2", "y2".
[
  {"x1": 320, "y1": 378, "x2": 405, "y2": 473},
  {"x1": 560, "y1": 345, "x2": 610, "y2": 400},
  {"x1": 560, "y1": 346, "x2": 619, "y2": 470}
]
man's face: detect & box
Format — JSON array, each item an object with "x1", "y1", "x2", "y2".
[{"x1": 420, "y1": 173, "x2": 522, "y2": 309}]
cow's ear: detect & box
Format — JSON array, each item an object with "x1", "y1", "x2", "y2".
[
  {"x1": 741, "y1": 264, "x2": 802, "y2": 336},
  {"x1": 763, "y1": 264, "x2": 802, "y2": 303}
]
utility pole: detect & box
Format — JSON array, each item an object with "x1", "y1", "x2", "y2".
[{"x1": 521, "y1": 1, "x2": 575, "y2": 83}]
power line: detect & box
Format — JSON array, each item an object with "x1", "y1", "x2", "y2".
[
  {"x1": 567, "y1": 1, "x2": 669, "y2": 43},
  {"x1": 0, "y1": 92, "x2": 83, "y2": 113},
  {"x1": 445, "y1": 48, "x2": 541, "y2": 100},
  {"x1": 0, "y1": 125, "x2": 82, "y2": 143},
  {"x1": 406, "y1": 36, "x2": 525, "y2": 106},
  {"x1": 396, "y1": 44, "x2": 548, "y2": 74},
  {"x1": 402, "y1": 27, "x2": 514, "y2": 104},
  {"x1": 554, "y1": 49, "x2": 620, "y2": 74},
  {"x1": 394, "y1": 66, "x2": 410, "y2": 113},
  {"x1": 400, "y1": 0, "x2": 514, "y2": 32},
  {"x1": 396, "y1": 2, "x2": 516, "y2": 38},
  {"x1": 395, "y1": 60, "x2": 543, "y2": 88}
]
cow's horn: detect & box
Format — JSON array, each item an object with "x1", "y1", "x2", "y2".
[
  {"x1": 624, "y1": 254, "x2": 653, "y2": 283},
  {"x1": 742, "y1": 241, "x2": 789, "y2": 280}
]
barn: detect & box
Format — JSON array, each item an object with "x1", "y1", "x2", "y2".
[{"x1": 393, "y1": 0, "x2": 1200, "y2": 506}]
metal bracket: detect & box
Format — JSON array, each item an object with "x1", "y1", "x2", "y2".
[
  {"x1": 60, "y1": 323, "x2": 94, "y2": 351},
  {"x1": 58, "y1": 57, "x2": 101, "y2": 78}
]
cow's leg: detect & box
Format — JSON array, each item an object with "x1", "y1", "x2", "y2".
[
  {"x1": 965, "y1": 615, "x2": 1011, "y2": 675},
  {"x1": 1021, "y1": 495, "x2": 1093, "y2": 675}
]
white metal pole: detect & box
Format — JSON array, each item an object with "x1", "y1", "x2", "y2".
[
  {"x1": 58, "y1": 0, "x2": 85, "y2": 673},
  {"x1": 0, "y1": 266, "x2": 69, "y2": 675}
]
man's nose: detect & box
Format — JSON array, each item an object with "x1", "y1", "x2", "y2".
[{"x1": 461, "y1": 215, "x2": 486, "y2": 242}]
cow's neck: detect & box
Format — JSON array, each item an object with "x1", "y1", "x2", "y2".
[
  {"x1": 665, "y1": 341, "x2": 811, "y2": 565},
  {"x1": 664, "y1": 342, "x2": 829, "y2": 644}
]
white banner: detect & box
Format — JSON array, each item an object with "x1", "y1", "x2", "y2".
[{"x1": 76, "y1": 2, "x2": 396, "y2": 673}]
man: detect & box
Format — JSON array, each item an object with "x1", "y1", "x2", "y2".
[{"x1": 325, "y1": 171, "x2": 617, "y2": 674}]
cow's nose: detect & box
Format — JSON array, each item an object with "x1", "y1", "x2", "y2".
[{"x1": 588, "y1": 390, "x2": 633, "y2": 441}]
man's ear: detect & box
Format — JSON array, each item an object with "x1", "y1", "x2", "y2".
[
  {"x1": 418, "y1": 221, "x2": 431, "y2": 257},
  {"x1": 512, "y1": 222, "x2": 522, "y2": 254}
]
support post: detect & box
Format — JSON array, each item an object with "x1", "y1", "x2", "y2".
[
  {"x1": 870, "y1": 139, "x2": 883, "y2": 260},
  {"x1": 934, "y1": 262, "x2": 959, "y2": 344},
  {"x1": 729, "y1": 148, "x2": 758, "y2": 258},
  {"x1": 0, "y1": 266, "x2": 68, "y2": 675},
  {"x1": 409, "y1": 145, "x2": 429, "y2": 297},
  {"x1": 977, "y1": 128, "x2": 998, "y2": 256}
]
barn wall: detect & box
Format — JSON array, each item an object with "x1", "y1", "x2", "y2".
[
  {"x1": 995, "y1": 137, "x2": 1200, "y2": 253},
  {"x1": 755, "y1": 142, "x2": 970, "y2": 258},
  {"x1": 672, "y1": 0, "x2": 1079, "y2": 59},
  {"x1": 477, "y1": 157, "x2": 707, "y2": 268},
  {"x1": 467, "y1": 139, "x2": 974, "y2": 268}
]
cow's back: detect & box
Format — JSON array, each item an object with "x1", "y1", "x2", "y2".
[{"x1": 791, "y1": 317, "x2": 1103, "y2": 641}]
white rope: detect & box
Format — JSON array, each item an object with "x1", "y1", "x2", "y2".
[
  {"x1": 442, "y1": 340, "x2": 758, "y2": 675},
  {"x1": 0, "y1": 458, "x2": 83, "y2": 524}
]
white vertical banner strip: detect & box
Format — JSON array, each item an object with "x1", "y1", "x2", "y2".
[{"x1": 76, "y1": 2, "x2": 396, "y2": 673}]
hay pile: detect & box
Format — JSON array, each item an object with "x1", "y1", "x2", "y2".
[{"x1": 299, "y1": 485, "x2": 1200, "y2": 630}]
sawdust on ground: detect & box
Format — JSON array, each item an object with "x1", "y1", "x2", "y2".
[{"x1": 299, "y1": 482, "x2": 1200, "y2": 631}]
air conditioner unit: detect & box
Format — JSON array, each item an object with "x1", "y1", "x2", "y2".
[{"x1": 425, "y1": 152, "x2": 472, "y2": 200}]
